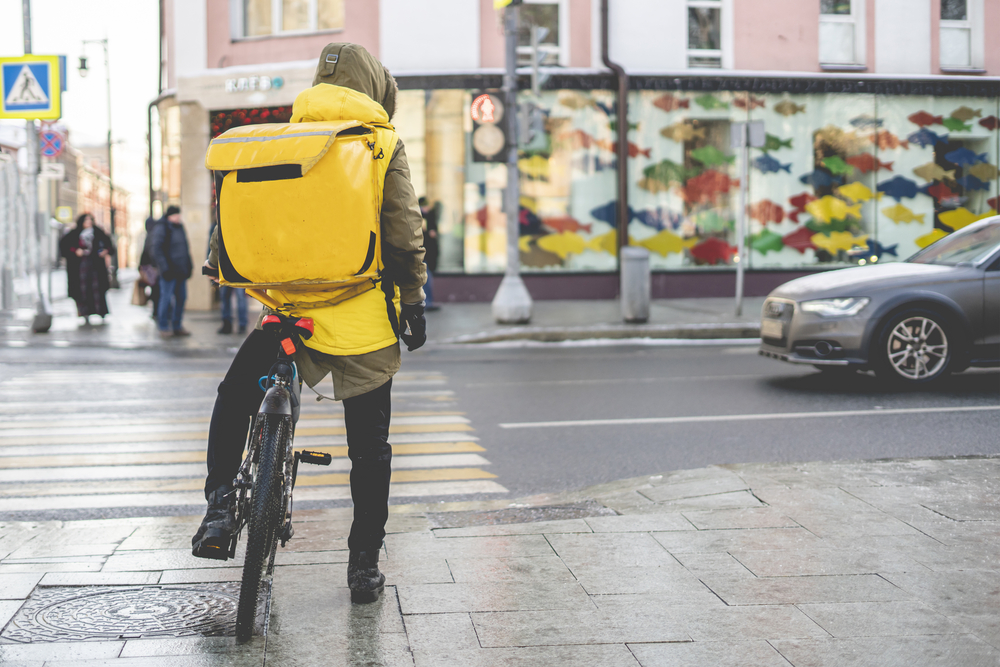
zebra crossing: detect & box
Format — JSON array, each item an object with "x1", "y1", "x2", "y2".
[{"x1": 0, "y1": 368, "x2": 507, "y2": 515}]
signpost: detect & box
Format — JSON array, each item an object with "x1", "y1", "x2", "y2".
[
  {"x1": 730, "y1": 120, "x2": 766, "y2": 317},
  {"x1": 39, "y1": 129, "x2": 64, "y2": 157}
]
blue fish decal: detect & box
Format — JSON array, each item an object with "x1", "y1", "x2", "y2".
[
  {"x1": 877, "y1": 175, "x2": 920, "y2": 201},
  {"x1": 907, "y1": 128, "x2": 949, "y2": 148},
  {"x1": 590, "y1": 201, "x2": 638, "y2": 224},
  {"x1": 634, "y1": 209, "x2": 684, "y2": 231},
  {"x1": 955, "y1": 174, "x2": 990, "y2": 191},
  {"x1": 799, "y1": 170, "x2": 843, "y2": 188},
  {"x1": 944, "y1": 147, "x2": 989, "y2": 166},
  {"x1": 850, "y1": 115, "x2": 884, "y2": 129},
  {"x1": 848, "y1": 240, "x2": 899, "y2": 261},
  {"x1": 753, "y1": 154, "x2": 792, "y2": 174},
  {"x1": 593, "y1": 101, "x2": 616, "y2": 117}
]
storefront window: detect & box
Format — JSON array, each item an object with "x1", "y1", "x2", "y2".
[
  {"x1": 687, "y1": 1, "x2": 722, "y2": 69},
  {"x1": 242, "y1": 0, "x2": 343, "y2": 38}
]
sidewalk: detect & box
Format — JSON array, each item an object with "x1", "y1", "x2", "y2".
[
  {"x1": 1, "y1": 456, "x2": 998, "y2": 665},
  {"x1": 1, "y1": 271, "x2": 764, "y2": 350}
]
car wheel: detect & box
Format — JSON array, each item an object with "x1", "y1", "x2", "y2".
[{"x1": 874, "y1": 308, "x2": 954, "y2": 386}]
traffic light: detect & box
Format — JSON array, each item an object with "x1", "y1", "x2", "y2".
[{"x1": 471, "y1": 91, "x2": 507, "y2": 163}]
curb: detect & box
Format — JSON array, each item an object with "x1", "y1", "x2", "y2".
[{"x1": 440, "y1": 321, "x2": 762, "y2": 344}]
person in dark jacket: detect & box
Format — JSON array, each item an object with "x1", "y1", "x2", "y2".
[
  {"x1": 59, "y1": 212, "x2": 113, "y2": 323},
  {"x1": 150, "y1": 205, "x2": 194, "y2": 338},
  {"x1": 139, "y1": 216, "x2": 161, "y2": 318},
  {"x1": 418, "y1": 197, "x2": 441, "y2": 310}
]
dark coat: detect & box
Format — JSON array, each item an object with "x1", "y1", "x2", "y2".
[
  {"x1": 59, "y1": 226, "x2": 113, "y2": 301},
  {"x1": 150, "y1": 218, "x2": 193, "y2": 280},
  {"x1": 422, "y1": 201, "x2": 441, "y2": 273}
]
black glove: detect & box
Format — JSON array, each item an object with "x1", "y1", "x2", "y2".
[{"x1": 399, "y1": 302, "x2": 427, "y2": 351}]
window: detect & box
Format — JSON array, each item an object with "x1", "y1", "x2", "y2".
[
  {"x1": 516, "y1": 0, "x2": 566, "y2": 67},
  {"x1": 819, "y1": 0, "x2": 864, "y2": 66},
  {"x1": 687, "y1": 0, "x2": 722, "y2": 68},
  {"x1": 238, "y1": 0, "x2": 343, "y2": 38},
  {"x1": 940, "y1": 0, "x2": 971, "y2": 68}
]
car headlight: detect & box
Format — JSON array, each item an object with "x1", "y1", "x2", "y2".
[{"x1": 799, "y1": 297, "x2": 870, "y2": 317}]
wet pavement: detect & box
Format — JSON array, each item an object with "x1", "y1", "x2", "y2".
[{"x1": 2, "y1": 456, "x2": 999, "y2": 665}]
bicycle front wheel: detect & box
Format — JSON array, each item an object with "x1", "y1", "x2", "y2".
[{"x1": 235, "y1": 413, "x2": 289, "y2": 642}]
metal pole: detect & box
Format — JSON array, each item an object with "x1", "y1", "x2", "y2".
[
  {"x1": 601, "y1": 0, "x2": 629, "y2": 254},
  {"x1": 735, "y1": 125, "x2": 748, "y2": 317},
  {"x1": 491, "y1": 2, "x2": 532, "y2": 324},
  {"x1": 104, "y1": 39, "x2": 119, "y2": 287},
  {"x1": 24, "y1": 0, "x2": 51, "y2": 332}
]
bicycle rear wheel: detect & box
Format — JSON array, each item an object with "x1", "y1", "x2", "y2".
[{"x1": 235, "y1": 413, "x2": 289, "y2": 642}]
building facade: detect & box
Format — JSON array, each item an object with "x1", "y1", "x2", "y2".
[{"x1": 154, "y1": 0, "x2": 1000, "y2": 310}]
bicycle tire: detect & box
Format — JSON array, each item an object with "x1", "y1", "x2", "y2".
[{"x1": 235, "y1": 413, "x2": 288, "y2": 642}]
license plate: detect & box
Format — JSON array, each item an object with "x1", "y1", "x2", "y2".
[{"x1": 761, "y1": 319, "x2": 784, "y2": 339}]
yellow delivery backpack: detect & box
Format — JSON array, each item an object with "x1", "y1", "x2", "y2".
[{"x1": 204, "y1": 120, "x2": 397, "y2": 307}]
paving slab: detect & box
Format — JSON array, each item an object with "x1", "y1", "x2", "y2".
[
  {"x1": 412, "y1": 644, "x2": 641, "y2": 667},
  {"x1": 397, "y1": 580, "x2": 591, "y2": 614},
  {"x1": 796, "y1": 601, "x2": 967, "y2": 637},
  {"x1": 730, "y1": 548, "x2": 930, "y2": 577},
  {"x1": 0, "y1": 573, "x2": 42, "y2": 599},
  {"x1": 651, "y1": 527, "x2": 825, "y2": 554},
  {"x1": 770, "y1": 635, "x2": 1000, "y2": 667},
  {"x1": 446, "y1": 555, "x2": 575, "y2": 583},
  {"x1": 698, "y1": 574, "x2": 913, "y2": 606},
  {"x1": 628, "y1": 639, "x2": 791, "y2": 667}
]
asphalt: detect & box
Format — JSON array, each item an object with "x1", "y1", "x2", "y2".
[{"x1": 4, "y1": 273, "x2": 999, "y2": 665}]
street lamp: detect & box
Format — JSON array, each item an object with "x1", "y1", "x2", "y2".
[{"x1": 78, "y1": 39, "x2": 118, "y2": 286}]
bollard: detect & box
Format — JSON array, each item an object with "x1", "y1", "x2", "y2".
[{"x1": 620, "y1": 246, "x2": 650, "y2": 323}]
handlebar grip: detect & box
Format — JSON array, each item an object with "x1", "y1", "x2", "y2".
[{"x1": 202, "y1": 265, "x2": 220, "y2": 278}]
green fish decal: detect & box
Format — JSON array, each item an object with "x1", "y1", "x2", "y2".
[
  {"x1": 821, "y1": 156, "x2": 854, "y2": 176},
  {"x1": 695, "y1": 94, "x2": 729, "y2": 110},
  {"x1": 806, "y1": 218, "x2": 854, "y2": 235},
  {"x1": 689, "y1": 145, "x2": 735, "y2": 167},
  {"x1": 750, "y1": 229, "x2": 785, "y2": 255},
  {"x1": 643, "y1": 160, "x2": 700, "y2": 186},
  {"x1": 693, "y1": 210, "x2": 734, "y2": 233},
  {"x1": 760, "y1": 134, "x2": 793, "y2": 153},
  {"x1": 942, "y1": 116, "x2": 972, "y2": 132},
  {"x1": 609, "y1": 119, "x2": 640, "y2": 133}
]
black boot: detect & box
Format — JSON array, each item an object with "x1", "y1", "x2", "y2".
[
  {"x1": 192, "y1": 485, "x2": 235, "y2": 560},
  {"x1": 217, "y1": 319, "x2": 233, "y2": 334},
  {"x1": 347, "y1": 549, "x2": 385, "y2": 603}
]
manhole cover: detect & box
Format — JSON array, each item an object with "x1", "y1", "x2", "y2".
[{"x1": 2, "y1": 584, "x2": 239, "y2": 642}]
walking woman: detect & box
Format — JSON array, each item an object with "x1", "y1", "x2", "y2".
[{"x1": 59, "y1": 212, "x2": 113, "y2": 323}]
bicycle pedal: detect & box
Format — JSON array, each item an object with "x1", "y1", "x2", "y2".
[{"x1": 298, "y1": 450, "x2": 332, "y2": 466}]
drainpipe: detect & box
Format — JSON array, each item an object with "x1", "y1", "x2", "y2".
[
  {"x1": 601, "y1": 0, "x2": 629, "y2": 253},
  {"x1": 147, "y1": 89, "x2": 176, "y2": 220}
]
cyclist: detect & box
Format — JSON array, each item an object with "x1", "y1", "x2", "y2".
[{"x1": 192, "y1": 43, "x2": 427, "y2": 604}]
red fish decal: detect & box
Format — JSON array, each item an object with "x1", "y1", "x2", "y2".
[
  {"x1": 924, "y1": 182, "x2": 957, "y2": 200},
  {"x1": 869, "y1": 130, "x2": 909, "y2": 150},
  {"x1": 682, "y1": 170, "x2": 739, "y2": 204},
  {"x1": 748, "y1": 200, "x2": 785, "y2": 224},
  {"x1": 733, "y1": 95, "x2": 766, "y2": 110},
  {"x1": 788, "y1": 192, "x2": 818, "y2": 210},
  {"x1": 563, "y1": 129, "x2": 650, "y2": 158},
  {"x1": 907, "y1": 111, "x2": 944, "y2": 127},
  {"x1": 542, "y1": 216, "x2": 593, "y2": 235},
  {"x1": 474, "y1": 206, "x2": 488, "y2": 228},
  {"x1": 988, "y1": 196, "x2": 999, "y2": 210},
  {"x1": 688, "y1": 237, "x2": 737, "y2": 265},
  {"x1": 782, "y1": 227, "x2": 818, "y2": 254},
  {"x1": 980, "y1": 116, "x2": 1000, "y2": 131},
  {"x1": 845, "y1": 154, "x2": 894, "y2": 174},
  {"x1": 652, "y1": 94, "x2": 690, "y2": 112},
  {"x1": 626, "y1": 142, "x2": 653, "y2": 159}
]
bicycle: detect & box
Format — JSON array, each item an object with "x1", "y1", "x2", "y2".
[{"x1": 201, "y1": 268, "x2": 334, "y2": 642}]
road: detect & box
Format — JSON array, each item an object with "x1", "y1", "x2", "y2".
[{"x1": 0, "y1": 340, "x2": 996, "y2": 521}]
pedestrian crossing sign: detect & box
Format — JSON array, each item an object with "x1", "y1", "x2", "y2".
[{"x1": 0, "y1": 55, "x2": 62, "y2": 120}]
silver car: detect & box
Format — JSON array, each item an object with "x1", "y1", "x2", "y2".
[{"x1": 759, "y1": 216, "x2": 1000, "y2": 385}]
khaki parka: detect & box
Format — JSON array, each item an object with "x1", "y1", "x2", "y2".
[{"x1": 209, "y1": 43, "x2": 426, "y2": 399}]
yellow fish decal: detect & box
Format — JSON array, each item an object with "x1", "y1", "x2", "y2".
[
  {"x1": 805, "y1": 195, "x2": 862, "y2": 223},
  {"x1": 660, "y1": 122, "x2": 706, "y2": 143},
  {"x1": 587, "y1": 230, "x2": 618, "y2": 255},
  {"x1": 836, "y1": 182, "x2": 878, "y2": 203},
  {"x1": 536, "y1": 231, "x2": 588, "y2": 259},
  {"x1": 968, "y1": 163, "x2": 1000, "y2": 182},
  {"x1": 912, "y1": 162, "x2": 955, "y2": 182},
  {"x1": 811, "y1": 232, "x2": 868, "y2": 254},
  {"x1": 518, "y1": 155, "x2": 550, "y2": 180},
  {"x1": 637, "y1": 177, "x2": 673, "y2": 194},
  {"x1": 636, "y1": 230, "x2": 697, "y2": 257},
  {"x1": 518, "y1": 235, "x2": 537, "y2": 254},
  {"x1": 916, "y1": 229, "x2": 949, "y2": 248},
  {"x1": 938, "y1": 207, "x2": 998, "y2": 231},
  {"x1": 882, "y1": 203, "x2": 925, "y2": 224},
  {"x1": 558, "y1": 90, "x2": 595, "y2": 110}
]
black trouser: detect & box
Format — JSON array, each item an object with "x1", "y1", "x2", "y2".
[{"x1": 205, "y1": 330, "x2": 393, "y2": 553}]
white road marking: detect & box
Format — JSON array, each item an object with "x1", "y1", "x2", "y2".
[{"x1": 499, "y1": 405, "x2": 1000, "y2": 429}]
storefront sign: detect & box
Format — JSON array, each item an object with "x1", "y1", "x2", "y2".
[{"x1": 224, "y1": 75, "x2": 284, "y2": 94}]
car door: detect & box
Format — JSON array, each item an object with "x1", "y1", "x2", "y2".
[{"x1": 982, "y1": 254, "x2": 1000, "y2": 355}]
